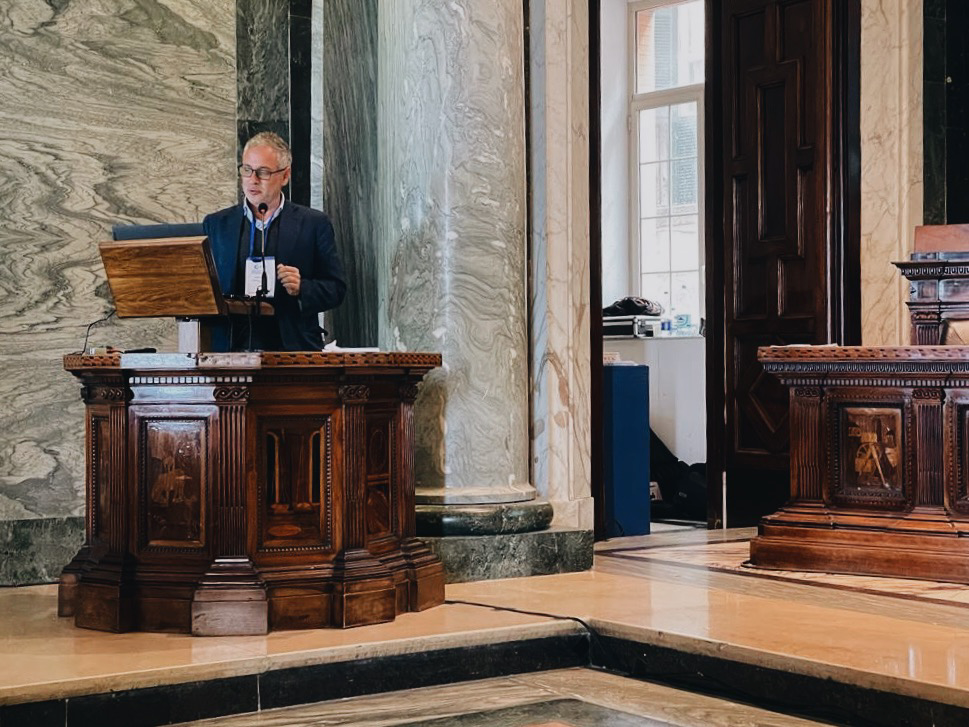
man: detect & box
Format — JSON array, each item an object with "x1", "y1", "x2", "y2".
[{"x1": 204, "y1": 132, "x2": 346, "y2": 351}]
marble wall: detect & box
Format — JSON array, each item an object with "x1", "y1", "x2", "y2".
[
  {"x1": 600, "y1": 0, "x2": 632, "y2": 306},
  {"x1": 0, "y1": 0, "x2": 236, "y2": 582},
  {"x1": 236, "y1": 0, "x2": 289, "y2": 175},
  {"x1": 529, "y1": 0, "x2": 594, "y2": 529},
  {"x1": 860, "y1": 0, "x2": 923, "y2": 345}
]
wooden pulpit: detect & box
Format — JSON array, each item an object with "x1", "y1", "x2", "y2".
[
  {"x1": 59, "y1": 351, "x2": 445, "y2": 634},
  {"x1": 60, "y1": 236, "x2": 445, "y2": 634}
]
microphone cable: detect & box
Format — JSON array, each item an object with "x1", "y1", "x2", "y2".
[{"x1": 74, "y1": 309, "x2": 117, "y2": 355}]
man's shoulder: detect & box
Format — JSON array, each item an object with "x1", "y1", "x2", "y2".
[
  {"x1": 204, "y1": 205, "x2": 240, "y2": 225},
  {"x1": 286, "y1": 202, "x2": 331, "y2": 225}
]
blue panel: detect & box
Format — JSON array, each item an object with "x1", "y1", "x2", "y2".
[{"x1": 602, "y1": 364, "x2": 651, "y2": 537}]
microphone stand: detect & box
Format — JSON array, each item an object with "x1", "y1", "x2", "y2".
[{"x1": 249, "y1": 202, "x2": 270, "y2": 351}]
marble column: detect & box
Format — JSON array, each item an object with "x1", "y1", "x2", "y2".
[
  {"x1": 376, "y1": 1, "x2": 562, "y2": 567},
  {"x1": 860, "y1": 0, "x2": 923, "y2": 345},
  {"x1": 529, "y1": 0, "x2": 594, "y2": 532}
]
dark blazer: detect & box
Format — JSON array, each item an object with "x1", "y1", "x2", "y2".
[{"x1": 203, "y1": 202, "x2": 347, "y2": 351}]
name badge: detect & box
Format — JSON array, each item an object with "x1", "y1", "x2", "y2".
[{"x1": 244, "y1": 256, "x2": 276, "y2": 298}]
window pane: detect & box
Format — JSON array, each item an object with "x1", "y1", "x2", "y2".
[
  {"x1": 640, "y1": 161, "x2": 670, "y2": 217},
  {"x1": 670, "y1": 215, "x2": 699, "y2": 271},
  {"x1": 670, "y1": 157, "x2": 697, "y2": 214},
  {"x1": 639, "y1": 107, "x2": 670, "y2": 163},
  {"x1": 635, "y1": 1, "x2": 705, "y2": 94},
  {"x1": 670, "y1": 102, "x2": 697, "y2": 158},
  {"x1": 641, "y1": 273, "x2": 671, "y2": 315},
  {"x1": 670, "y1": 270, "x2": 701, "y2": 322},
  {"x1": 641, "y1": 218, "x2": 671, "y2": 274}
]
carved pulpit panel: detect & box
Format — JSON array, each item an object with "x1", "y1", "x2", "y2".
[
  {"x1": 139, "y1": 418, "x2": 207, "y2": 548},
  {"x1": 827, "y1": 396, "x2": 911, "y2": 510},
  {"x1": 258, "y1": 416, "x2": 333, "y2": 550},
  {"x1": 365, "y1": 413, "x2": 396, "y2": 543},
  {"x1": 946, "y1": 399, "x2": 969, "y2": 517}
]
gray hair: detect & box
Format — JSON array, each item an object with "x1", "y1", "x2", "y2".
[{"x1": 243, "y1": 131, "x2": 293, "y2": 168}]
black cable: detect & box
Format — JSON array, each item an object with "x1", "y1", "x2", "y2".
[
  {"x1": 443, "y1": 598, "x2": 611, "y2": 673},
  {"x1": 74, "y1": 310, "x2": 116, "y2": 354},
  {"x1": 444, "y1": 598, "x2": 595, "y2": 632}
]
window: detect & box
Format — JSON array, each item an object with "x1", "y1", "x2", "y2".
[{"x1": 630, "y1": 0, "x2": 704, "y2": 329}]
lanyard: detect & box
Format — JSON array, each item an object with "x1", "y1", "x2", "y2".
[{"x1": 248, "y1": 205, "x2": 281, "y2": 258}]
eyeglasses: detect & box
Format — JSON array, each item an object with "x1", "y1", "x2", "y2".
[{"x1": 238, "y1": 164, "x2": 289, "y2": 181}]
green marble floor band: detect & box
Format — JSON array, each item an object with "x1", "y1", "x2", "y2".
[
  {"x1": 422, "y1": 528, "x2": 594, "y2": 583},
  {"x1": 0, "y1": 517, "x2": 83, "y2": 586}
]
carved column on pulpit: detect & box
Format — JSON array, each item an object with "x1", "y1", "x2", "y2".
[
  {"x1": 73, "y1": 382, "x2": 135, "y2": 632},
  {"x1": 191, "y1": 381, "x2": 268, "y2": 636},
  {"x1": 790, "y1": 386, "x2": 824, "y2": 503},
  {"x1": 914, "y1": 388, "x2": 945, "y2": 507},
  {"x1": 910, "y1": 310, "x2": 944, "y2": 345},
  {"x1": 331, "y1": 383, "x2": 396, "y2": 627}
]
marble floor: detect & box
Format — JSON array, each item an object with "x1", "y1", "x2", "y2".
[
  {"x1": 178, "y1": 668, "x2": 825, "y2": 726},
  {"x1": 5, "y1": 528, "x2": 969, "y2": 725}
]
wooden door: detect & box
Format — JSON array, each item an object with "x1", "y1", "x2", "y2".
[{"x1": 707, "y1": 0, "x2": 860, "y2": 526}]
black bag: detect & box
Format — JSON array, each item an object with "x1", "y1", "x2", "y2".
[{"x1": 603, "y1": 296, "x2": 664, "y2": 318}]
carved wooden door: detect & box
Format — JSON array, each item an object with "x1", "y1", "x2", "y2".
[{"x1": 713, "y1": 0, "x2": 859, "y2": 525}]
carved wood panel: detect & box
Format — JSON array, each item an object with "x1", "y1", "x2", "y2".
[
  {"x1": 365, "y1": 411, "x2": 396, "y2": 544},
  {"x1": 945, "y1": 392, "x2": 969, "y2": 517},
  {"x1": 825, "y1": 392, "x2": 912, "y2": 510},
  {"x1": 137, "y1": 417, "x2": 209, "y2": 549},
  {"x1": 257, "y1": 415, "x2": 333, "y2": 552}
]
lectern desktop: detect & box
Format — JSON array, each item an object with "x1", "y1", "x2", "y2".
[{"x1": 99, "y1": 234, "x2": 273, "y2": 352}]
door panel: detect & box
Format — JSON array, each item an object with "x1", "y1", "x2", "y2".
[{"x1": 712, "y1": 0, "x2": 858, "y2": 525}]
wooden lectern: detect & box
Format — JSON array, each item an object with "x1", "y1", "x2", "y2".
[
  {"x1": 99, "y1": 235, "x2": 271, "y2": 351},
  {"x1": 58, "y1": 237, "x2": 445, "y2": 634}
]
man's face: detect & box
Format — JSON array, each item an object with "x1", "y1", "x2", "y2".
[{"x1": 241, "y1": 144, "x2": 291, "y2": 211}]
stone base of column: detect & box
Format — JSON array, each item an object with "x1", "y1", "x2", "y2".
[
  {"x1": 416, "y1": 500, "x2": 553, "y2": 536},
  {"x1": 420, "y1": 527, "x2": 593, "y2": 583}
]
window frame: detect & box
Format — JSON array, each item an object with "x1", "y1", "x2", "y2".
[{"x1": 627, "y1": 0, "x2": 706, "y2": 322}]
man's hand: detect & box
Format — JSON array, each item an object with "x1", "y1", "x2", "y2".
[{"x1": 277, "y1": 264, "x2": 301, "y2": 296}]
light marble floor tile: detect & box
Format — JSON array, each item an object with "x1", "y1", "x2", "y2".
[
  {"x1": 0, "y1": 585, "x2": 576, "y2": 704},
  {"x1": 5, "y1": 528, "x2": 969, "y2": 718},
  {"x1": 177, "y1": 668, "x2": 827, "y2": 726}
]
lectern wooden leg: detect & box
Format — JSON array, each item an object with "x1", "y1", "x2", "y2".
[
  {"x1": 73, "y1": 554, "x2": 136, "y2": 632},
  {"x1": 330, "y1": 549, "x2": 397, "y2": 628},
  {"x1": 400, "y1": 538, "x2": 446, "y2": 611},
  {"x1": 58, "y1": 544, "x2": 96, "y2": 617},
  {"x1": 191, "y1": 557, "x2": 268, "y2": 636}
]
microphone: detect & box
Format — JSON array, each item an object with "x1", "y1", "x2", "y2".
[{"x1": 257, "y1": 202, "x2": 269, "y2": 297}]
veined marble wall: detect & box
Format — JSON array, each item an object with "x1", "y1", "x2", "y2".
[
  {"x1": 860, "y1": 0, "x2": 923, "y2": 345},
  {"x1": 0, "y1": 1, "x2": 236, "y2": 582},
  {"x1": 530, "y1": 0, "x2": 593, "y2": 529},
  {"x1": 376, "y1": 0, "x2": 531, "y2": 496}
]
